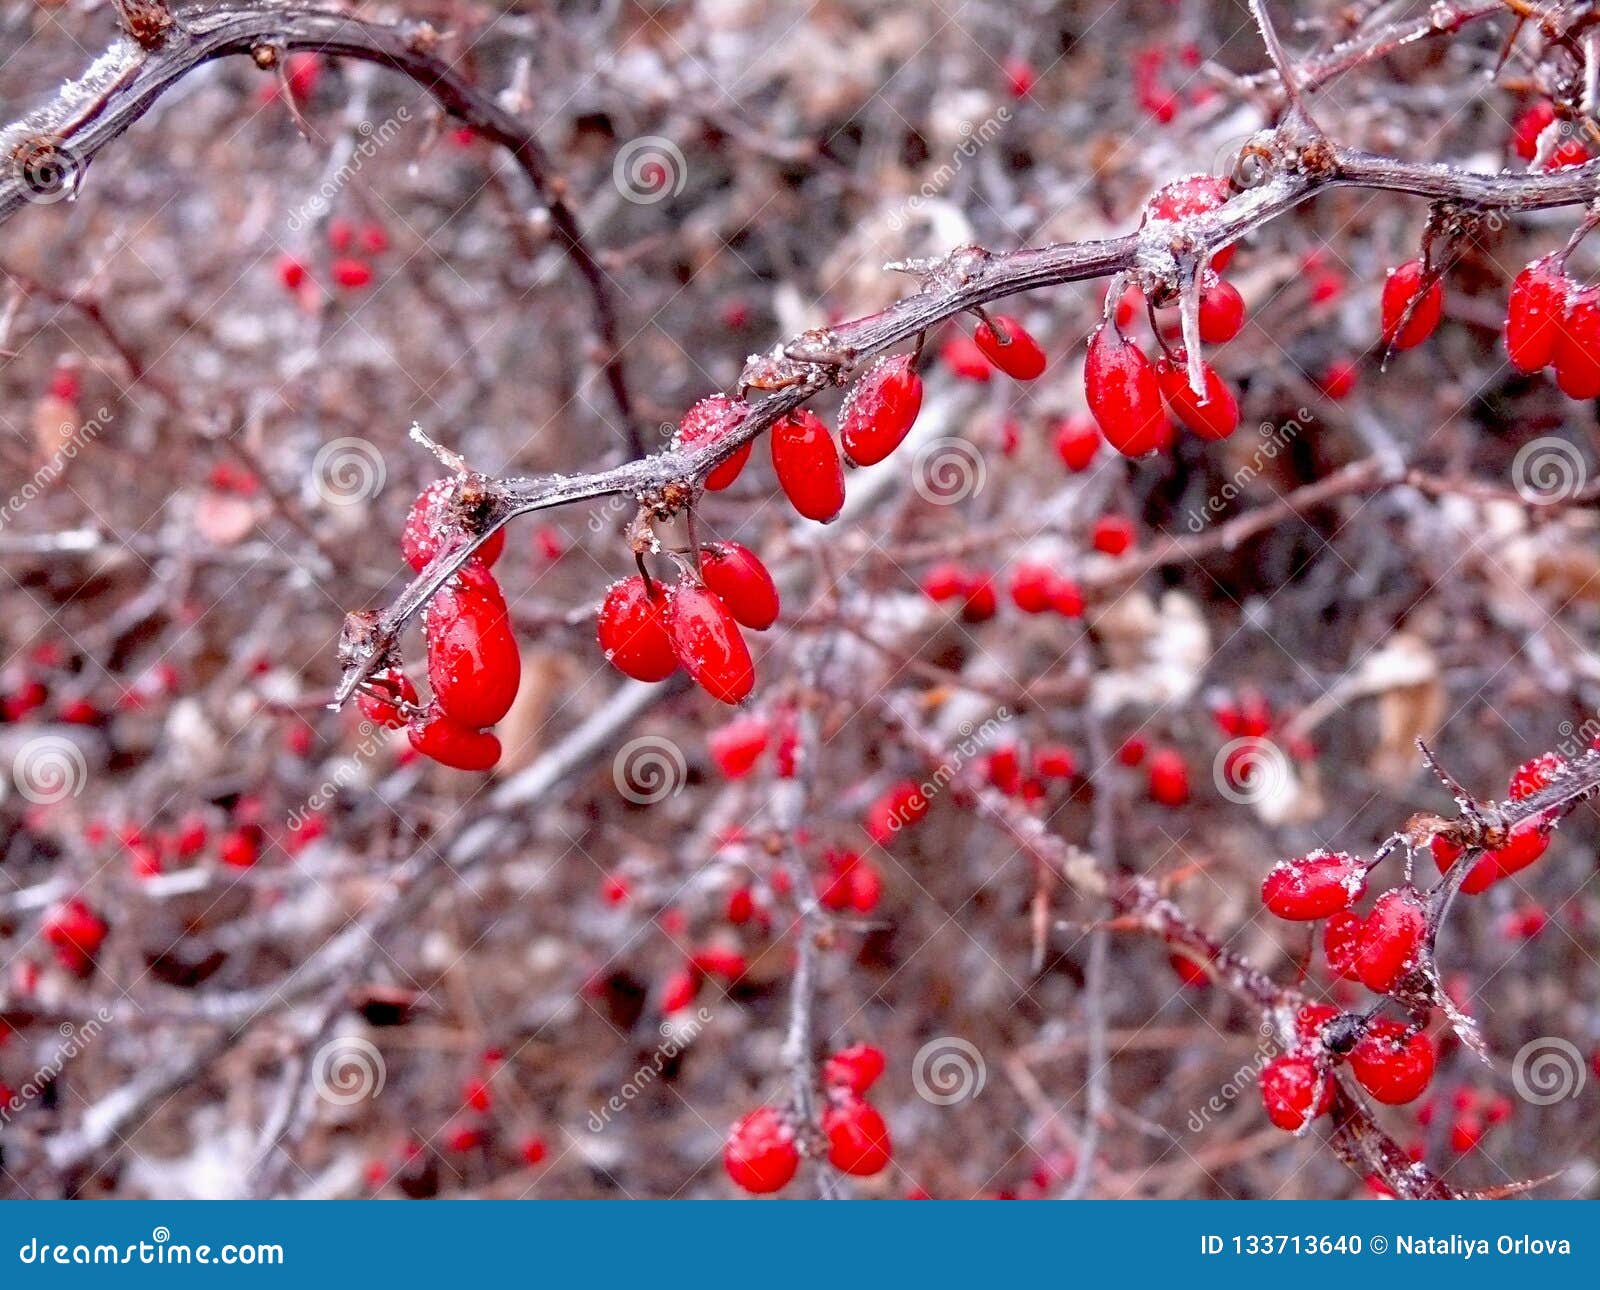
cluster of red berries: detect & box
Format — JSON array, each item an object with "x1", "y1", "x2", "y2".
[
  {"x1": 1430, "y1": 753, "x2": 1563, "y2": 893},
  {"x1": 1261, "y1": 1002, "x2": 1437, "y2": 1132},
  {"x1": 277, "y1": 217, "x2": 389, "y2": 300},
  {"x1": 1510, "y1": 100, "x2": 1592, "y2": 170},
  {"x1": 707, "y1": 711, "x2": 798, "y2": 780},
  {"x1": 356, "y1": 480, "x2": 521, "y2": 770},
  {"x1": 1502, "y1": 256, "x2": 1600, "y2": 396},
  {"x1": 976, "y1": 741, "x2": 1079, "y2": 805},
  {"x1": 1418, "y1": 1084, "x2": 1515, "y2": 1155},
  {"x1": 1084, "y1": 178, "x2": 1244, "y2": 455},
  {"x1": 38, "y1": 897, "x2": 108, "y2": 978},
  {"x1": 597, "y1": 539, "x2": 777, "y2": 705},
  {"x1": 723, "y1": 1043, "x2": 892, "y2": 1194}
]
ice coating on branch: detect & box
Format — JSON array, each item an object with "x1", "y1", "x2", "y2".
[{"x1": 0, "y1": 43, "x2": 140, "y2": 161}]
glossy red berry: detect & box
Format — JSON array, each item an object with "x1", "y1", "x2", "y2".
[
  {"x1": 1197, "y1": 278, "x2": 1246, "y2": 344},
  {"x1": 959, "y1": 574, "x2": 998, "y2": 623},
  {"x1": 1505, "y1": 259, "x2": 1568, "y2": 372},
  {"x1": 1508, "y1": 751, "x2": 1565, "y2": 801},
  {"x1": 677, "y1": 394, "x2": 753, "y2": 491},
  {"x1": 823, "y1": 1098, "x2": 892, "y2": 1176},
  {"x1": 1053, "y1": 416, "x2": 1100, "y2": 472},
  {"x1": 1146, "y1": 747, "x2": 1189, "y2": 807},
  {"x1": 667, "y1": 583, "x2": 755, "y2": 704},
  {"x1": 1323, "y1": 909, "x2": 1363, "y2": 981},
  {"x1": 708, "y1": 715, "x2": 769, "y2": 779},
  {"x1": 1470, "y1": 820, "x2": 1551, "y2": 892},
  {"x1": 277, "y1": 254, "x2": 308, "y2": 291},
  {"x1": 940, "y1": 335, "x2": 992, "y2": 382},
  {"x1": 724, "y1": 1107, "x2": 799, "y2": 1194},
  {"x1": 356, "y1": 668, "x2": 418, "y2": 730},
  {"x1": 1143, "y1": 175, "x2": 1234, "y2": 268},
  {"x1": 425, "y1": 563, "x2": 521, "y2": 728},
  {"x1": 1091, "y1": 514, "x2": 1136, "y2": 556},
  {"x1": 840, "y1": 355, "x2": 923, "y2": 467},
  {"x1": 1155, "y1": 356, "x2": 1239, "y2": 440},
  {"x1": 973, "y1": 315, "x2": 1047, "y2": 380},
  {"x1": 864, "y1": 779, "x2": 929, "y2": 844},
  {"x1": 332, "y1": 258, "x2": 373, "y2": 290},
  {"x1": 1260, "y1": 1054, "x2": 1333, "y2": 1131},
  {"x1": 598, "y1": 576, "x2": 678, "y2": 682},
  {"x1": 1380, "y1": 260, "x2": 1444, "y2": 351},
  {"x1": 1349, "y1": 1020, "x2": 1435, "y2": 1105},
  {"x1": 1555, "y1": 286, "x2": 1600, "y2": 398},
  {"x1": 1354, "y1": 886, "x2": 1427, "y2": 993},
  {"x1": 1511, "y1": 101, "x2": 1557, "y2": 161},
  {"x1": 1261, "y1": 850, "x2": 1366, "y2": 922},
  {"x1": 699, "y1": 541, "x2": 779, "y2": 631},
  {"x1": 1009, "y1": 563, "x2": 1056, "y2": 614},
  {"x1": 406, "y1": 704, "x2": 502, "y2": 771},
  {"x1": 1085, "y1": 324, "x2": 1167, "y2": 456},
  {"x1": 823, "y1": 1043, "x2": 887, "y2": 1096},
  {"x1": 402, "y1": 479, "x2": 504, "y2": 572},
  {"x1": 771, "y1": 410, "x2": 845, "y2": 523}
]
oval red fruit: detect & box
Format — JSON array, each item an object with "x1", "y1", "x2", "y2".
[
  {"x1": 407, "y1": 704, "x2": 502, "y2": 771},
  {"x1": 676, "y1": 394, "x2": 753, "y2": 491},
  {"x1": 1260, "y1": 1054, "x2": 1333, "y2": 1131},
  {"x1": 1349, "y1": 1020, "x2": 1435, "y2": 1105},
  {"x1": 357, "y1": 668, "x2": 418, "y2": 730},
  {"x1": 1085, "y1": 325, "x2": 1167, "y2": 456},
  {"x1": 840, "y1": 355, "x2": 923, "y2": 467},
  {"x1": 822, "y1": 1098, "x2": 892, "y2": 1176},
  {"x1": 771, "y1": 410, "x2": 845, "y2": 522},
  {"x1": 1261, "y1": 850, "x2": 1366, "y2": 921},
  {"x1": 1380, "y1": 260, "x2": 1444, "y2": 351},
  {"x1": 1506, "y1": 259, "x2": 1568, "y2": 372},
  {"x1": 425, "y1": 563, "x2": 521, "y2": 728},
  {"x1": 1354, "y1": 886, "x2": 1427, "y2": 992},
  {"x1": 597, "y1": 577, "x2": 677, "y2": 682},
  {"x1": 402, "y1": 479, "x2": 505, "y2": 572},
  {"x1": 724, "y1": 1107, "x2": 799, "y2": 1194},
  {"x1": 1198, "y1": 279, "x2": 1246, "y2": 344},
  {"x1": 973, "y1": 315, "x2": 1047, "y2": 380},
  {"x1": 699, "y1": 541, "x2": 779, "y2": 631},
  {"x1": 667, "y1": 583, "x2": 755, "y2": 704}
]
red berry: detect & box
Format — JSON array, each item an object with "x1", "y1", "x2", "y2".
[
  {"x1": 1261, "y1": 850, "x2": 1366, "y2": 922},
  {"x1": 1470, "y1": 820, "x2": 1551, "y2": 892},
  {"x1": 1053, "y1": 416, "x2": 1100, "y2": 471},
  {"x1": 1091, "y1": 514, "x2": 1136, "y2": 556},
  {"x1": 598, "y1": 576, "x2": 677, "y2": 682},
  {"x1": 327, "y1": 218, "x2": 355, "y2": 253},
  {"x1": 1146, "y1": 747, "x2": 1189, "y2": 806},
  {"x1": 519, "y1": 1135, "x2": 548, "y2": 1166},
  {"x1": 726, "y1": 886, "x2": 756, "y2": 924},
  {"x1": 724, "y1": 1107, "x2": 799, "y2": 1194},
  {"x1": 1349, "y1": 1020, "x2": 1435, "y2": 1105},
  {"x1": 1003, "y1": 56, "x2": 1036, "y2": 98},
  {"x1": 1508, "y1": 751, "x2": 1564, "y2": 801},
  {"x1": 771, "y1": 410, "x2": 845, "y2": 523},
  {"x1": 1506, "y1": 259, "x2": 1568, "y2": 372},
  {"x1": 1511, "y1": 101, "x2": 1557, "y2": 161},
  {"x1": 708, "y1": 715, "x2": 769, "y2": 779},
  {"x1": 219, "y1": 827, "x2": 258, "y2": 869},
  {"x1": 1260, "y1": 1054, "x2": 1333, "y2": 1131},
  {"x1": 1155, "y1": 356, "x2": 1239, "y2": 440},
  {"x1": 823, "y1": 1098, "x2": 892, "y2": 1176},
  {"x1": 1547, "y1": 138, "x2": 1590, "y2": 168},
  {"x1": 660, "y1": 967, "x2": 699, "y2": 1013},
  {"x1": 1085, "y1": 325, "x2": 1167, "y2": 456},
  {"x1": 1048, "y1": 577, "x2": 1085, "y2": 617},
  {"x1": 666, "y1": 583, "x2": 755, "y2": 704},
  {"x1": 839, "y1": 355, "x2": 923, "y2": 467},
  {"x1": 1555, "y1": 286, "x2": 1600, "y2": 398},
  {"x1": 1354, "y1": 886, "x2": 1427, "y2": 993},
  {"x1": 359, "y1": 222, "x2": 390, "y2": 254},
  {"x1": 357, "y1": 668, "x2": 418, "y2": 730},
  {"x1": 1143, "y1": 175, "x2": 1234, "y2": 267},
  {"x1": 1009, "y1": 563, "x2": 1056, "y2": 614},
  {"x1": 1034, "y1": 744, "x2": 1077, "y2": 779},
  {"x1": 823, "y1": 1044, "x2": 886, "y2": 1096},
  {"x1": 973, "y1": 315, "x2": 1047, "y2": 380},
  {"x1": 1317, "y1": 359, "x2": 1358, "y2": 400},
  {"x1": 940, "y1": 335, "x2": 992, "y2": 382},
  {"x1": 402, "y1": 479, "x2": 504, "y2": 572},
  {"x1": 699, "y1": 541, "x2": 779, "y2": 631},
  {"x1": 1198, "y1": 278, "x2": 1246, "y2": 344},
  {"x1": 41, "y1": 898, "x2": 107, "y2": 975},
  {"x1": 277, "y1": 254, "x2": 308, "y2": 291},
  {"x1": 1295, "y1": 1003, "x2": 1341, "y2": 1050},
  {"x1": 332, "y1": 258, "x2": 374, "y2": 290},
  {"x1": 676, "y1": 394, "x2": 753, "y2": 491},
  {"x1": 425, "y1": 563, "x2": 521, "y2": 728},
  {"x1": 959, "y1": 574, "x2": 998, "y2": 623},
  {"x1": 406, "y1": 704, "x2": 502, "y2": 771},
  {"x1": 920, "y1": 562, "x2": 968, "y2": 602},
  {"x1": 864, "y1": 780, "x2": 928, "y2": 844},
  {"x1": 1380, "y1": 260, "x2": 1444, "y2": 351},
  {"x1": 1323, "y1": 910, "x2": 1363, "y2": 981}
]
